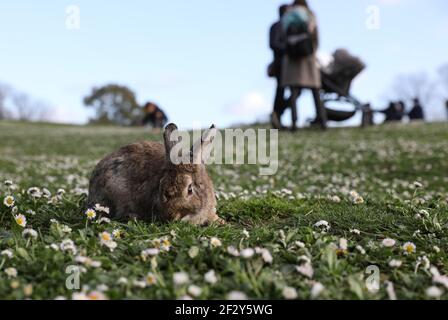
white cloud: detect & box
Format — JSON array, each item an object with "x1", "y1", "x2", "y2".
[
  {"x1": 226, "y1": 92, "x2": 271, "y2": 117},
  {"x1": 377, "y1": 0, "x2": 404, "y2": 6}
]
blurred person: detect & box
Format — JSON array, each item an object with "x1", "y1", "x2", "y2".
[
  {"x1": 380, "y1": 101, "x2": 405, "y2": 123},
  {"x1": 445, "y1": 100, "x2": 448, "y2": 120},
  {"x1": 408, "y1": 98, "x2": 425, "y2": 121},
  {"x1": 269, "y1": 4, "x2": 290, "y2": 129},
  {"x1": 280, "y1": 0, "x2": 327, "y2": 131},
  {"x1": 141, "y1": 102, "x2": 168, "y2": 129}
]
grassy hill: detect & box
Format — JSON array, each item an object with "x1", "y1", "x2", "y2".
[{"x1": 0, "y1": 120, "x2": 447, "y2": 299}]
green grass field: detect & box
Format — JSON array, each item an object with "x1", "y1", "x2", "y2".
[{"x1": 0, "y1": 120, "x2": 447, "y2": 300}]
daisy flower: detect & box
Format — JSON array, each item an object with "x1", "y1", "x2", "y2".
[
  {"x1": 226, "y1": 291, "x2": 248, "y2": 300},
  {"x1": 210, "y1": 237, "x2": 222, "y2": 248},
  {"x1": 314, "y1": 220, "x2": 330, "y2": 232},
  {"x1": 426, "y1": 286, "x2": 443, "y2": 299},
  {"x1": 85, "y1": 208, "x2": 96, "y2": 220},
  {"x1": 204, "y1": 270, "x2": 218, "y2": 284},
  {"x1": 295, "y1": 241, "x2": 306, "y2": 248},
  {"x1": 296, "y1": 262, "x2": 314, "y2": 279},
  {"x1": 87, "y1": 291, "x2": 107, "y2": 300},
  {"x1": 3, "y1": 195, "x2": 15, "y2": 207},
  {"x1": 260, "y1": 248, "x2": 273, "y2": 264},
  {"x1": 381, "y1": 238, "x2": 396, "y2": 247},
  {"x1": 1, "y1": 249, "x2": 13, "y2": 259},
  {"x1": 311, "y1": 282, "x2": 325, "y2": 299},
  {"x1": 402, "y1": 242, "x2": 416, "y2": 255},
  {"x1": 22, "y1": 228, "x2": 38, "y2": 239},
  {"x1": 413, "y1": 181, "x2": 423, "y2": 189},
  {"x1": 160, "y1": 237, "x2": 171, "y2": 251},
  {"x1": 188, "y1": 285, "x2": 202, "y2": 297},
  {"x1": 60, "y1": 239, "x2": 77, "y2": 254},
  {"x1": 14, "y1": 214, "x2": 27, "y2": 227},
  {"x1": 188, "y1": 246, "x2": 199, "y2": 258},
  {"x1": 389, "y1": 259, "x2": 402, "y2": 268},
  {"x1": 355, "y1": 245, "x2": 366, "y2": 255},
  {"x1": 94, "y1": 204, "x2": 110, "y2": 215},
  {"x1": 27, "y1": 187, "x2": 42, "y2": 198},
  {"x1": 227, "y1": 246, "x2": 240, "y2": 257},
  {"x1": 173, "y1": 272, "x2": 189, "y2": 286},
  {"x1": 241, "y1": 248, "x2": 255, "y2": 259},
  {"x1": 141, "y1": 248, "x2": 160, "y2": 261},
  {"x1": 5, "y1": 267, "x2": 18, "y2": 278},
  {"x1": 145, "y1": 272, "x2": 157, "y2": 286},
  {"x1": 99, "y1": 231, "x2": 112, "y2": 243},
  {"x1": 112, "y1": 229, "x2": 122, "y2": 239},
  {"x1": 99, "y1": 232, "x2": 117, "y2": 252},
  {"x1": 97, "y1": 217, "x2": 111, "y2": 224},
  {"x1": 282, "y1": 286, "x2": 298, "y2": 300}
]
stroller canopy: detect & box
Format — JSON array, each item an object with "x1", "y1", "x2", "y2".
[{"x1": 321, "y1": 49, "x2": 366, "y2": 97}]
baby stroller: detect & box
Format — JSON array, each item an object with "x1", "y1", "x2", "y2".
[{"x1": 316, "y1": 49, "x2": 373, "y2": 127}]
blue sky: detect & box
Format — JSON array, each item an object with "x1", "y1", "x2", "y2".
[{"x1": 1, "y1": 0, "x2": 447, "y2": 128}]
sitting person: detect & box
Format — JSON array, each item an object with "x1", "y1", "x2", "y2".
[
  {"x1": 380, "y1": 101, "x2": 405, "y2": 123},
  {"x1": 446, "y1": 100, "x2": 448, "y2": 120},
  {"x1": 141, "y1": 102, "x2": 168, "y2": 129},
  {"x1": 408, "y1": 98, "x2": 425, "y2": 121}
]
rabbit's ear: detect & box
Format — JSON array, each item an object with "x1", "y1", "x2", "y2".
[
  {"x1": 191, "y1": 124, "x2": 217, "y2": 164},
  {"x1": 164, "y1": 123, "x2": 180, "y2": 160}
]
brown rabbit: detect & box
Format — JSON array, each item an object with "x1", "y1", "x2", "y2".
[{"x1": 87, "y1": 123, "x2": 224, "y2": 225}]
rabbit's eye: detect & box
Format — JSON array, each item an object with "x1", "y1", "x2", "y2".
[{"x1": 187, "y1": 184, "x2": 193, "y2": 196}]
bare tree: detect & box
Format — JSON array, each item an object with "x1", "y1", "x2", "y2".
[
  {"x1": 0, "y1": 84, "x2": 11, "y2": 120},
  {"x1": 439, "y1": 64, "x2": 448, "y2": 95},
  {"x1": 13, "y1": 93, "x2": 34, "y2": 121},
  {"x1": 0, "y1": 82, "x2": 53, "y2": 122},
  {"x1": 390, "y1": 72, "x2": 436, "y2": 107}
]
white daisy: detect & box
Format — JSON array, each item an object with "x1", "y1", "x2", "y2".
[
  {"x1": 188, "y1": 285, "x2": 202, "y2": 297},
  {"x1": 226, "y1": 291, "x2": 248, "y2": 300},
  {"x1": 282, "y1": 286, "x2": 298, "y2": 300},
  {"x1": 402, "y1": 242, "x2": 416, "y2": 255},
  {"x1": 210, "y1": 237, "x2": 222, "y2": 248},
  {"x1": 3, "y1": 195, "x2": 15, "y2": 207},
  {"x1": 241, "y1": 248, "x2": 255, "y2": 259},
  {"x1": 5, "y1": 267, "x2": 17, "y2": 278},
  {"x1": 381, "y1": 238, "x2": 396, "y2": 247},
  {"x1": 204, "y1": 270, "x2": 218, "y2": 284},
  {"x1": 1, "y1": 249, "x2": 13, "y2": 259},
  {"x1": 14, "y1": 214, "x2": 27, "y2": 227},
  {"x1": 173, "y1": 272, "x2": 189, "y2": 286},
  {"x1": 85, "y1": 208, "x2": 96, "y2": 220},
  {"x1": 22, "y1": 228, "x2": 38, "y2": 239}
]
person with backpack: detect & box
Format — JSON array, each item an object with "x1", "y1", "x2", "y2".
[
  {"x1": 280, "y1": 0, "x2": 327, "y2": 131},
  {"x1": 141, "y1": 102, "x2": 168, "y2": 129},
  {"x1": 269, "y1": 4, "x2": 290, "y2": 129}
]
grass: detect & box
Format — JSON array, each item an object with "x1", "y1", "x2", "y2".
[{"x1": 0, "y1": 120, "x2": 448, "y2": 300}]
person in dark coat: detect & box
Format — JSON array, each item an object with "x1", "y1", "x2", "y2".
[
  {"x1": 446, "y1": 100, "x2": 448, "y2": 120},
  {"x1": 280, "y1": 0, "x2": 327, "y2": 131},
  {"x1": 408, "y1": 98, "x2": 425, "y2": 121},
  {"x1": 141, "y1": 102, "x2": 168, "y2": 129},
  {"x1": 381, "y1": 101, "x2": 405, "y2": 123},
  {"x1": 269, "y1": 4, "x2": 289, "y2": 129}
]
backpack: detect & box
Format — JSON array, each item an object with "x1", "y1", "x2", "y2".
[{"x1": 282, "y1": 7, "x2": 314, "y2": 59}]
